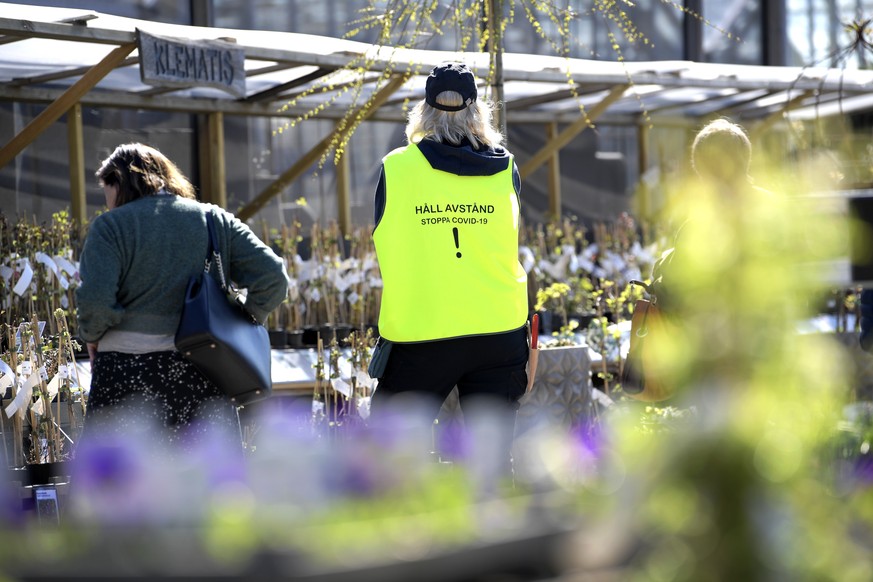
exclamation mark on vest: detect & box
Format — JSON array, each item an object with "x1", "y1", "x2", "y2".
[{"x1": 453, "y1": 227, "x2": 462, "y2": 258}]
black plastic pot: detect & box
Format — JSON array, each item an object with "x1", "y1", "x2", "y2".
[
  {"x1": 268, "y1": 329, "x2": 288, "y2": 349},
  {"x1": 333, "y1": 324, "x2": 353, "y2": 345},
  {"x1": 572, "y1": 313, "x2": 598, "y2": 329},
  {"x1": 6, "y1": 461, "x2": 71, "y2": 487},
  {"x1": 539, "y1": 311, "x2": 566, "y2": 335},
  {"x1": 286, "y1": 329, "x2": 305, "y2": 349},
  {"x1": 302, "y1": 326, "x2": 319, "y2": 346}
]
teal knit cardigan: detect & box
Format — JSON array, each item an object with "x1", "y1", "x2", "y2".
[{"x1": 76, "y1": 194, "x2": 288, "y2": 343}]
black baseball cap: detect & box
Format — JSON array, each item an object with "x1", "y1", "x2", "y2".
[{"x1": 425, "y1": 62, "x2": 478, "y2": 112}]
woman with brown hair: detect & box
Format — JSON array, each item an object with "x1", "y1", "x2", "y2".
[{"x1": 76, "y1": 143, "x2": 288, "y2": 450}]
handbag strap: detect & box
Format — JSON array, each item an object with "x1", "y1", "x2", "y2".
[
  {"x1": 204, "y1": 209, "x2": 257, "y2": 323},
  {"x1": 634, "y1": 300, "x2": 653, "y2": 337},
  {"x1": 205, "y1": 209, "x2": 229, "y2": 292},
  {"x1": 630, "y1": 279, "x2": 658, "y2": 306}
]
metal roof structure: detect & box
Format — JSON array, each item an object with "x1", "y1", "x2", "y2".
[{"x1": 2, "y1": 1, "x2": 872, "y2": 224}]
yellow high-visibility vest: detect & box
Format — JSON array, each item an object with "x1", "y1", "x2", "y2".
[{"x1": 374, "y1": 143, "x2": 528, "y2": 342}]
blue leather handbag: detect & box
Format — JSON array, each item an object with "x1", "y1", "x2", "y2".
[{"x1": 175, "y1": 210, "x2": 272, "y2": 406}]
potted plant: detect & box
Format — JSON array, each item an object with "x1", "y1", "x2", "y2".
[
  {"x1": 485, "y1": 278, "x2": 592, "y2": 440},
  {"x1": 266, "y1": 307, "x2": 288, "y2": 349},
  {"x1": 0, "y1": 212, "x2": 85, "y2": 488}
]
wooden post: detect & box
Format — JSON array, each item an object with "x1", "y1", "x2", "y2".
[
  {"x1": 487, "y1": 0, "x2": 507, "y2": 140},
  {"x1": 546, "y1": 122, "x2": 561, "y2": 220},
  {"x1": 336, "y1": 132, "x2": 352, "y2": 237},
  {"x1": 198, "y1": 112, "x2": 227, "y2": 207},
  {"x1": 637, "y1": 122, "x2": 649, "y2": 220},
  {"x1": 66, "y1": 103, "x2": 87, "y2": 226}
]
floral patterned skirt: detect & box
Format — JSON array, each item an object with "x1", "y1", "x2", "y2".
[{"x1": 81, "y1": 351, "x2": 241, "y2": 453}]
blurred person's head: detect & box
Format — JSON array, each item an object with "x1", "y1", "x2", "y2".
[
  {"x1": 406, "y1": 62, "x2": 504, "y2": 149},
  {"x1": 96, "y1": 143, "x2": 196, "y2": 209},
  {"x1": 691, "y1": 119, "x2": 752, "y2": 186}
]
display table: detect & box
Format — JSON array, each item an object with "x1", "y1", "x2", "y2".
[{"x1": 270, "y1": 349, "x2": 324, "y2": 393}]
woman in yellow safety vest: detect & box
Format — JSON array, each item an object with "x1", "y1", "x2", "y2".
[{"x1": 369, "y1": 62, "x2": 530, "y2": 481}]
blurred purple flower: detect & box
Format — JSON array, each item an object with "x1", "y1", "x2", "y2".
[
  {"x1": 68, "y1": 434, "x2": 161, "y2": 524},
  {"x1": 853, "y1": 453, "x2": 873, "y2": 486},
  {"x1": 0, "y1": 475, "x2": 27, "y2": 527},
  {"x1": 571, "y1": 419, "x2": 605, "y2": 465},
  {"x1": 436, "y1": 420, "x2": 470, "y2": 463},
  {"x1": 323, "y1": 451, "x2": 382, "y2": 498},
  {"x1": 72, "y1": 439, "x2": 143, "y2": 490}
]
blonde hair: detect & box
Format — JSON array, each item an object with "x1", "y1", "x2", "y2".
[
  {"x1": 691, "y1": 119, "x2": 752, "y2": 182},
  {"x1": 96, "y1": 143, "x2": 196, "y2": 206},
  {"x1": 406, "y1": 91, "x2": 505, "y2": 149}
]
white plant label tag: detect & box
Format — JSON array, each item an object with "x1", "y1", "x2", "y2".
[
  {"x1": 357, "y1": 396, "x2": 371, "y2": 420},
  {"x1": 332, "y1": 378, "x2": 351, "y2": 397}
]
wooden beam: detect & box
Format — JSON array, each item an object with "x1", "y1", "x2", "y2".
[
  {"x1": 505, "y1": 86, "x2": 614, "y2": 110},
  {"x1": 0, "y1": 18, "x2": 355, "y2": 68},
  {"x1": 519, "y1": 84, "x2": 628, "y2": 180},
  {"x1": 280, "y1": 74, "x2": 382, "y2": 105},
  {"x1": 0, "y1": 14, "x2": 98, "y2": 46},
  {"x1": 1, "y1": 83, "x2": 783, "y2": 126},
  {"x1": 710, "y1": 90, "x2": 777, "y2": 117},
  {"x1": 0, "y1": 17, "x2": 133, "y2": 45},
  {"x1": 246, "y1": 63, "x2": 300, "y2": 77},
  {"x1": 546, "y1": 122, "x2": 561, "y2": 220},
  {"x1": 236, "y1": 74, "x2": 408, "y2": 222},
  {"x1": 66, "y1": 103, "x2": 87, "y2": 227},
  {"x1": 0, "y1": 83, "x2": 403, "y2": 121},
  {"x1": 245, "y1": 67, "x2": 334, "y2": 102},
  {"x1": 749, "y1": 90, "x2": 815, "y2": 137},
  {"x1": 198, "y1": 112, "x2": 227, "y2": 207},
  {"x1": 336, "y1": 126, "x2": 352, "y2": 236},
  {"x1": 11, "y1": 57, "x2": 139, "y2": 87},
  {"x1": 0, "y1": 18, "x2": 866, "y2": 94},
  {"x1": 0, "y1": 42, "x2": 136, "y2": 169}
]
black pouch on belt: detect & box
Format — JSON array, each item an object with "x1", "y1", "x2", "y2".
[{"x1": 367, "y1": 338, "x2": 393, "y2": 379}]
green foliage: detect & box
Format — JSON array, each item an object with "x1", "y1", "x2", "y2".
[
  {"x1": 534, "y1": 281, "x2": 570, "y2": 313},
  {"x1": 636, "y1": 405, "x2": 696, "y2": 434},
  {"x1": 542, "y1": 317, "x2": 579, "y2": 347}
]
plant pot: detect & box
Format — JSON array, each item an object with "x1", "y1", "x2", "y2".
[
  {"x1": 302, "y1": 326, "x2": 319, "y2": 346},
  {"x1": 334, "y1": 324, "x2": 353, "y2": 345},
  {"x1": 318, "y1": 325, "x2": 335, "y2": 343},
  {"x1": 268, "y1": 329, "x2": 288, "y2": 349},
  {"x1": 286, "y1": 329, "x2": 305, "y2": 349},
  {"x1": 517, "y1": 344, "x2": 597, "y2": 434},
  {"x1": 571, "y1": 312, "x2": 597, "y2": 329},
  {"x1": 8, "y1": 461, "x2": 71, "y2": 487},
  {"x1": 539, "y1": 311, "x2": 565, "y2": 335}
]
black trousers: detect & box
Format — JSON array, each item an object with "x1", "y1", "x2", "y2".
[{"x1": 370, "y1": 326, "x2": 528, "y2": 476}]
